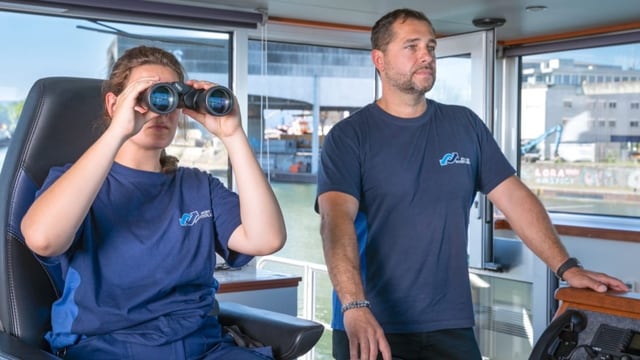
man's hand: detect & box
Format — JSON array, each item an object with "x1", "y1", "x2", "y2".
[
  {"x1": 343, "y1": 308, "x2": 392, "y2": 360},
  {"x1": 563, "y1": 267, "x2": 629, "y2": 293}
]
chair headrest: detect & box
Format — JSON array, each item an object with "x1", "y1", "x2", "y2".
[
  {"x1": 13, "y1": 77, "x2": 105, "y2": 187},
  {"x1": 1, "y1": 77, "x2": 104, "y2": 240}
]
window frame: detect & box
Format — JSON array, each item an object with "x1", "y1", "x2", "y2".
[{"x1": 499, "y1": 31, "x2": 640, "y2": 242}]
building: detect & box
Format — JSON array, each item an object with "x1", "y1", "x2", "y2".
[{"x1": 522, "y1": 58, "x2": 640, "y2": 162}]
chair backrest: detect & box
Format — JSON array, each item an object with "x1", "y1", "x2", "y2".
[{"x1": 0, "y1": 77, "x2": 104, "y2": 350}]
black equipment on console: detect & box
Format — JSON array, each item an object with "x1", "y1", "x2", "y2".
[{"x1": 590, "y1": 324, "x2": 640, "y2": 360}]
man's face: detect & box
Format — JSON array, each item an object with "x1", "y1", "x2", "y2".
[{"x1": 374, "y1": 18, "x2": 437, "y2": 96}]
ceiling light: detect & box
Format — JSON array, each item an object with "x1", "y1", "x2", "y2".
[
  {"x1": 525, "y1": 5, "x2": 548, "y2": 12},
  {"x1": 472, "y1": 17, "x2": 506, "y2": 28},
  {"x1": 0, "y1": 1, "x2": 67, "y2": 13}
]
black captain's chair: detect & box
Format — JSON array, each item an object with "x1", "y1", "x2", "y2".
[{"x1": 0, "y1": 77, "x2": 323, "y2": 359}]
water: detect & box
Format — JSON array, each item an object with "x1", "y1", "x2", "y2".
[
  {"x1": 270, "y1": 182, "x2": 323, "y2": 263},
  {"x1": 267, "y1": 182, "x2": 334, "y2": 359}
]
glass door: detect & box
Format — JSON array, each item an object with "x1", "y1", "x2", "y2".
[
  {"x1": 430, "y1": 30, "x2": 495, "y2": 271},
  {"x1": 433, "y1": 30, "x2": 546, "y2": 360}
]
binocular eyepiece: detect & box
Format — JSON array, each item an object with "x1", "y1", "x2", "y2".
[{"x1": 140, "y1": 82, "x2": 234, "y2": 116}]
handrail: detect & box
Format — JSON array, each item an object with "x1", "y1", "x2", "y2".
[
  {"x1": 256, "y1": 255, "x2": 330, "y2": 326},
  {"x1": 256, "y1": 256, "x2": 331, "y2": 360}
]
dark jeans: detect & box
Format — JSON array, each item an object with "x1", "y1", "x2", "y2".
[{"x1": 332, "y1": 328, "x2": 482, "y2": 360}]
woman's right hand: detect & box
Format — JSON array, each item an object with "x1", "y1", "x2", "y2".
[{"x1": 105, "y1": 76, "x2": 159, "y2": 139}]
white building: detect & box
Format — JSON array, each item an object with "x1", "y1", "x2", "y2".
[{"x1": 521, "y1": 59, "x2": 640, "y2": 162}]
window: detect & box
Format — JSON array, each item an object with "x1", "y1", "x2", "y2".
[
  {"x1": 0, "y1": 11, "x2": 232, "y2": 185},
  {"x1": 520, "y1": 43, "x2": 640, "y2": 218},
  {"x1": 246, "y1": 38, "x2": 375, "y2": 357},
  {"x1": 246, "y1": 40, "x2": 374, "y2": 185}
]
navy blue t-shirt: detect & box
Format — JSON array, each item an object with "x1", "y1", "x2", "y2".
[
  {"x1": 317, "y1": 99, "x2": 515, "y2": 333},
  {"x1": 37, "y1": 162, "x2": 252, "y2": 352}
]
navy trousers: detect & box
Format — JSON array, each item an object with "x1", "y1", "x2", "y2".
[
  {"x1": 59, "y1": 317, "x2": 273, "y2": 360},
  {"x1": 332, "y1": 327, "x2": 482, "y2": 360}
]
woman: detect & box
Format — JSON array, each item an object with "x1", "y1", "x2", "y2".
[{"x1": 20, "y1": 46, "x2": 286, "y2": 359}]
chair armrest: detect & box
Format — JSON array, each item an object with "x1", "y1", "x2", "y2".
[
  {"x1": 0, "y1": 332, "x2": 60, "y2": 360},
  {"x1": 217, "y1": 301, "x2": 324, "y2": 360},
  {"x1": 0, "y1": 305, "x2": 324, "y2": 360}
]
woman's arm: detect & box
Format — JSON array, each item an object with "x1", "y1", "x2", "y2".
[
  {"x1": 21, "y1": 77, "x2": 157, "y2": 257},
  {"x1": 184, "y1": 80, "x2": 286, "y2": 256},
  {"x1": 223, "y1": 129, "x2": 286, "y2": 255}
]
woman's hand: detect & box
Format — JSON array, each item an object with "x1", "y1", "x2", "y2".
[
  {"x1": 105, "y1": 76, "x2": 159, "y2": 139},
  {"x1": 182, "y1": 80, "x2": 243, "y2": 139}
]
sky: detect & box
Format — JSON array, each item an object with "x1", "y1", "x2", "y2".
[
  {"x1": 0, "y1": 11, "x2": 225, "y2": 101},
  {"x1": 0, "y1": 12, "x2": 112, "y2": 100},
  {"x1": 529, "y1": 47, "x2": 640, "y2": 70},
  {"x1": 1, "y1": 10, "x2": 639, "y2": 102}
]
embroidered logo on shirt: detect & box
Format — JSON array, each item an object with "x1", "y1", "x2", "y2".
[
  {"x1": 179, "y1": 210, "x2": 213, "y2": 226},
  {"x1": 439, "y1": 152, "x2": 471, "y2": 166}
]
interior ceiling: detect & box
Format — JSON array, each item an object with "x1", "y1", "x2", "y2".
[{"x1": 154, "y1": 0, "x2": 640, "y2": 43}]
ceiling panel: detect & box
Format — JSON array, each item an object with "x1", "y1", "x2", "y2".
[{"x1": 154, "y1": 0, "x2": 640, "y2": 43}]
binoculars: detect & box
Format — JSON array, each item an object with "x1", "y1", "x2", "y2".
[{"x1": 140, "y1": 82, "x2": 234, "y2": 116}]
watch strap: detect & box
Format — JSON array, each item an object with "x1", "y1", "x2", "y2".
[{"x1": 555, "y1": 257, "x2": 582, "y2": 281}]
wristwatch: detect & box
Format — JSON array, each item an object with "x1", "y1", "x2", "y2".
[{"x1": 555, "y1": 257, "x2": 582, "y2": 281}]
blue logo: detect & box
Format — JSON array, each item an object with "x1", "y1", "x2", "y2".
[
  {"x1": 179, "y1": 210, "x2": 213, "y2": 226},
  {"x1": 439, "y1": 152, "x2": 471, "y2": 166}
]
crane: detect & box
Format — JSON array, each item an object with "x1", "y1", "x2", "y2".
[{"x1": 521, "y1": 124, "x2": 563, "y2": 162}]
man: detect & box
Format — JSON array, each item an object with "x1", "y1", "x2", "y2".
[{"x1": 315, "y1": 8, "x2": 629, "y2": 360}]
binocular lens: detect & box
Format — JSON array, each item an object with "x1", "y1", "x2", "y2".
[
  {"x1": 203, "y1": 87, "x2": 233, "y2": 116},
  {"x1": 147, "y1": 85, "x2": 176, "y2": 113},
  {"x1": 142, "y1": 82, "x2": 234, "y2": 116}
]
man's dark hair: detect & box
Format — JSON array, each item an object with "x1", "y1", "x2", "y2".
[{"x1": 371, "y1": 8, "x2": 435, "y2": 51}]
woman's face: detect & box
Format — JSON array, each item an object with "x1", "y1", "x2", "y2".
[{"x1": 128, "y1": 64, "x2": 181, "y2": 150}]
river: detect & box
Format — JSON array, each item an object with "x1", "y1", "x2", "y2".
[{"x1": 267, "y1": 182, "x2": 333, "y2": 359}]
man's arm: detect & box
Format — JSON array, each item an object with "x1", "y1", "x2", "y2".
[
  {"x1": 318, "y1": 191, "x2": 363, "y2": 304},
  {"x1": 318, "y1": 191, "x2": 391, "y2": 360},
  {"x1": 487, "y1": 175, "x2": 629, "y2": 293}
]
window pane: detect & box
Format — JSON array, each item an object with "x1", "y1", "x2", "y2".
[
  {"x1": 431, "y1": 56, "x2": 472, "y2": 106},
  {"x1": 0, "y1": 11, "x2": 231, "y2": 184},
  {"x1": 248, "y1": 39, "x2": 375, "y2": 358},
  {"x1": 247, "y1": 40, "x2": 374, "y2": 180},
  {"x1": 246, "y1": 40, "x2": 374, "y2": 260},
  {"x1": 472, "y1": 274, "x2": 533, "y2": 360},
  {"x1": 520, "y1": 44, "x2": 640, "y2": 218}
]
